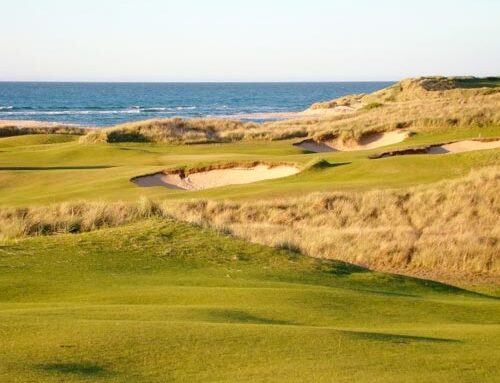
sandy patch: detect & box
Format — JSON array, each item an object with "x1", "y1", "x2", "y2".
[
  {"x1": 226, "y1": 105, "x2": 358, "y2": 121},
  {"x1": 133, "y1": 164, "x2": 300, "y2": 191},
  {"x1": 294, "y1": 131, "x2": 410, "y2": 153},
  {"x1": 371, "y1": 139, "x2": 500, "y2": 159},
  {"x1": 0, "y1": 120, "x2": 76, "y2": 128},
  {"x1": 427, "y1": 139, "x2": 500, "y2": 154}
]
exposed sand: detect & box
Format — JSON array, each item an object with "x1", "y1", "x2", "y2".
[
  {"x1": 294, "y1": 131, "x2": 410, "y2": 153},
  {"x1": 371, "y1": 139, "x2": 500, "y2": 159},
  {"x1": 226, "y1": 105, "x2": 358, "y2": 121},
  {"x1": 427, "y1": 139, "x2": 500, "y2": 154},
  {"x1": 133, "y1": 164, "x2": 300, "y2": 191},
  {"x1": 0, "y1": 120, "x2": 76, "y2": 128}
]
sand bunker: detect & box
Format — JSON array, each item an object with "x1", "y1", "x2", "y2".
[
  {"x1": 426, "y1": 139, "x2": 500, "y2": 154},
  {"x1": 371, "y1": 139, "x2": 500, "y2": 159},
  {"x1": 294, "y1": 131, "x2": 410, "y2": 153},
  {"x1": 132, "y1": 164, "x2": 300, "y2": 191}
]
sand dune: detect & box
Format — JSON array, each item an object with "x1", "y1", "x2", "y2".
[
  {"x1": 294, "y1": 131, "x2": 409, "y2": 153},
  {"x1": 133, "y1": 164, "x2": 300, "y2": 191}
]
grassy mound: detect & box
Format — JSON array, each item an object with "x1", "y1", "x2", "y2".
[
  {"x1": 0, "y1": 124, "x2": 86, "y2": 138},
  {"x1": 64, "y1": 76, "x2": 500, "y2": 146},
  {"x1": 168, "y1": 168, "x2": 500, "y2": 285},
  {"x1": 79, "y1": 118, "x2": 260, "y2": 144},
  {"x1": 0, "y1": 219, "x2": 499, "y2": 382},
  {"x1": 311, "y1": 76, "x2": 500, "y2": 109}
]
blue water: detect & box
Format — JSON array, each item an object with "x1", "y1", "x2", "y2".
[{"x1": 0, "y1": 82, "x2": 393, "y2": 126}]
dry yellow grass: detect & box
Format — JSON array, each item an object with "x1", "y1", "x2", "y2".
[
  {"x1": 0, "y1": 124, "x2": 86, "y2": 137},
  {"x1": 79, "y1": 118, "x2": 262, "y2": 144},
  {"x1": 166, "y1": 167, "x2": 500, "y2": 284},
  {"x1": 1, "y1": 168, "x2": 499, "y2": 284},
  {"x1": 77, "y1": 77, "x2": 500, "y2": 145},
  {"x1": 274, "y1": 78, "x2": 500, "y2": 142},
  {"x1": 0, "y1": 197, "x2": 166, "y2": 239}
]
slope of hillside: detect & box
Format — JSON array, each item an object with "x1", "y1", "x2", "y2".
[{"x1": 1, "y1": 219, "x2": 499, "y2": 382}]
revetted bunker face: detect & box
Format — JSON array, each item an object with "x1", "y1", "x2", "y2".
[{"x1": 132, "y1": 164, "x2": 300, "y2": 191}]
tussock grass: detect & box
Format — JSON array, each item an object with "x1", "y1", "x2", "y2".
[
  {"x1": 79, "y1": 118, "x2": 260, "y2": 144},
  {"x1": 2, "y1": 167, "x2": 498, "y2": 284},
  {"x1": 0, "y1": 197, "x2": 168, "y2": 239},
  {"x1": 0, "y1": 125, "x2": 87, "y2": 138},
  {"x1": 274, "y1": 78, "x2": 500, "y2": 142},
  {"x1": 77, "y1": 77, "x2": 500, "y2": 145},
  {"x1": 167, "y1": 167, "x2": 500, "y2": 283}
]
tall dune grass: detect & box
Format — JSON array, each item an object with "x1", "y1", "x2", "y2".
[
  {"x1": 0, "y1": 197, "x2": 167, "y2": 239},
  {"x1": 1, "y1": 168, "x2": 498, "y2": 284},
  {"x1": 167, "y1": 167, "x2": 500, "y2": 283},
  {"x1": 0, "y1": 125, "x2": 87, "y2": 138},
  {"x1": 77, "y1": 77, "x2": 500, "y2": 145}
]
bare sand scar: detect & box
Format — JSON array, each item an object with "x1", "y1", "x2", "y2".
[
  {"x1": 294, "y1": 131, "x2": 410, "y2": 153},
  {"x1": 132, "y1": 164, "x2": 300, "y2": 190},
  {"x1": 371, "y1": 139, "x2": 500, "y2": 159}
]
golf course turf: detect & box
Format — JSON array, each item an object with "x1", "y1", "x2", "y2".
[
  {"x1": 0, "y1": 219, "x2": 499, "y2": 382},
  {"x1": 1, "y1": 77, "x2": 499, "y2": 382}
]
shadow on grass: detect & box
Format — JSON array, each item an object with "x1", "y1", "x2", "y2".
[
  {"x1": 315, "y1": 259, "x2": 498, "y2": 299},
  {"x1": 0, "y1": 166, "x2": 113, "y2": 171},
  {"x1": 317, "y1": 259, "x2": 370, "y2": 277},
  {"x1": 119, "y1": 146, "x2": 158, "y2": 153},
  {"x1": 205, "y1": 309, "x2": 292, "y2": 326},
  {"x1": 343, "y1": 330, "x2": 461, "y2": 344},
  {"x1": 304, "y1": 159, "x2": 351, "y2": 171},
  {"x1": 388, "y1": 273, "x2": 500, "y2": 300},
  {"x1": 351, "y1": 288, "x2": 420, "y2": 298},
  {"x1": 39, "y1": 362, "x2": 110, "y2": 377}
]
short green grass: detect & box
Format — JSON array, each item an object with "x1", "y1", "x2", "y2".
[
  {"x1": 0, "y1": 126, "x2": 499, "y2": 205},
  {"x1": 1, "y1": 219, "x2": 499, "y2": 382}
]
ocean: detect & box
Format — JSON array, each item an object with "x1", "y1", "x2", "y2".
[{"x1": 0, "y1": 82, "x2": 393, "y2": 126}]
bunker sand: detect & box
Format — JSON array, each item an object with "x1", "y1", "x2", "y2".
[
  {"x1": 427, "y1": 139, "x2": 500, "y2": 154},
  {"x1": 133, "y1": 164, "x2": 300, "y2": 190},
  {"x1": 294, "y1": 131, "x2": 410, "y2": 153}
]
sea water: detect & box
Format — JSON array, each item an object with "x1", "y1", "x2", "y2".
[{"x1": 0, "y1": 82, "x2": 393, "y2": 126}]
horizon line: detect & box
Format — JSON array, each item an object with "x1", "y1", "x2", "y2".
[{"x1": 0, "y1": 79, "x2": 398, "y2": 84}]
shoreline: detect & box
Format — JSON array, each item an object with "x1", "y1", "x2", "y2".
[{"x1": 0, "y1": 105, "x2": 359, "y2": 128}]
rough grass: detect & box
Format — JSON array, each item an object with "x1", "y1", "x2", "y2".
[
  {"x1": 167, "y1": 167, "x2": 500, "y2": 285},
  {"x1": 0, "y1": 125, "x2": 87, "y2": 138},
  {"x1": 0, "y1": 197, "x2": 166, "y2": 239},
  {"x1": 1, "y1": 166, "x2": 498, "y2": 286},
  {"x1": 274, "y1": 80, "x2": 500, "y2": 142},
  {"x1": 75, "y1": 77, "x2": 500, "y2": 145},
  {"x1": 79, "y1": 118, "x2": 260, "y2": 144},
  {"x1": 0, "y1": 219, "x2": 499, "y2": 382}
]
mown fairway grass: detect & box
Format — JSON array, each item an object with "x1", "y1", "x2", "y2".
[
  {"x1": 1, "y1": 123, "x2": 500, "y2": 382},
  {"x1": 1, "y1": 219, "x2": 499, "y2": 383},
  {"x1": 0, "y1": 125, "x2": 499, "y2": 205}
]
